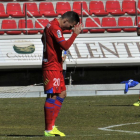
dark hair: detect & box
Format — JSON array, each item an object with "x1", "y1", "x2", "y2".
[{"x1": 61, "y1": 11, "x2": 80, "y2": 24}]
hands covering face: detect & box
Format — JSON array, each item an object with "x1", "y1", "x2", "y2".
[{"x1": 72, "y1": 23, "x2": 83, "y2": 35}]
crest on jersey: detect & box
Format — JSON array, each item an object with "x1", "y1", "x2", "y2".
[{"x1": 57, "y1": 30, "x2": 62, "y2": 38}]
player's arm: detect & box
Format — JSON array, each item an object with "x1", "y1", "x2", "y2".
[
  {"x1": 59, "y1": 33, "x2": 77, "y2": 50},
  {"x1": 62, "y1": 55, "x2": 66, "y2": 62},
  {"x1": 59, "y1": 24, "x2": 82, "y2": 50}
]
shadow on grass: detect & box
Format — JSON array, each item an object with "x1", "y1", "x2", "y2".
[
  {"x1": 94, "y1": 105, "x2": 133, "y2": 106},
  {"x1": 5, "y1": 135, "x2": 44, "y2": 138},
  {"x1": 5, "y1": 134, "x2": 61, "y2": 137}
]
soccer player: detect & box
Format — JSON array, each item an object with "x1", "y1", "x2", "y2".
[{"x1": 41, "y1": 11, "x2": 82, "y2": 137}]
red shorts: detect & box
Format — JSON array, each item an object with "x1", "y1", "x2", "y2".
[{"x1": 43, "y1": 70, "x2": 66, "y2": 94}]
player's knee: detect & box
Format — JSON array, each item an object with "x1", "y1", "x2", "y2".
[
  {"x1": 64, "y1": 91, "x2": 67, "y2": 98},
  {"x1": 59, "y1": 90, "x2": 67, "y2": 98},
  {"x1": 62, "y1": 91, "x2": 67, "y2": 98}
]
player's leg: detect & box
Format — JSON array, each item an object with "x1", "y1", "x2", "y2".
[
  {"x1": 51, "y1": 71, "x2": 66, "y2": 136},
  {"x1": 43, "y1": 70, "x2": 56, "y2": 136},
  {"x1": 43, "y1": 70, "x2": 66, "y2": 136},
  {"x1": 44, "y1": 93, "x2": 56, "y2": 132},
  {"x1": 51, "y1": 92, "x2": 66, "y2": 137},
  {"x1": 52, "y1": 71, "x2": 66, "y2": 126},
  {"x1": 52, "y1": 90, "x2": 66, "y2": 127}
]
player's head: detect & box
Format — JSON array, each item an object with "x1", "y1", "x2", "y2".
[{"x1": 60, "y1": 11, "x2": 80, "y2": 30}]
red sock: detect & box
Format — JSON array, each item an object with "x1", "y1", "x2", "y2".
[
  {"x1": 52, "y1": 96, "x2": 64, "y2": 126},
  {"x1": 44, "y1": 98, "x2": 55, "y2": 131}
]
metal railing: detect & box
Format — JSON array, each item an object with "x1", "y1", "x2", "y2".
[{"x1": 0, "y1": 2, "x2": 139, "y2": 33}]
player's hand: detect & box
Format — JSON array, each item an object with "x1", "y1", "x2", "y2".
[{"x1": 73, "y1": 23, "x2": 83, "y2": 35}]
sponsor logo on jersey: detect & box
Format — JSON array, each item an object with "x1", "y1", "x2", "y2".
[{"x1": 57, "y1": 30, "x2": 62, "y2": 38}]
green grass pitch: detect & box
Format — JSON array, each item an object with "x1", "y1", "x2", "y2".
[{"x1": 0, "y1": 95, "x2": 140, "y2": 140}]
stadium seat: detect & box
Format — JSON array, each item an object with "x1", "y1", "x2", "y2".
[
  {"x1": 2, "y1": 20, "x2": 21, "y2": 35},
  {"x1": 73, "y1": 1, "x2": 89, "y2": 16},
  {"x1": 0, "y1": 3, "x2": 9, "y2": 18},
  {"x1": 39, "y1": 2, "x2": 58, "y2": 17},
  {"x1": 0, "y1": 0, "x2": 14, "y2": 1},
  {"x1": 0, "y1": 21, "x2": 4, "y2": 35},
  {"x1": 35, "y1": 19, "x2": 49, "y2": 34},
  {"x1": 7, "y1": 3, "x2": 25, "y2": 18},
  {"x1": 85, "y1": 17, "x2": 105, "y2": 33},
  {"x1": 134, "y1": 17, "x2": 140, "y2": 26},
  {"x1": 106, "y1": 0, "x2": 125, "y2": 15},
  {"x1": 89, "y1": 1, "x2": 108, "y2": 16},
  {"x1": 56, "y1": 2, "x2": 71, "y2": 15},
  {"x1": 122, "y1": 0, "x2": 136, "y2": 15},
  {"x1": 0, "y1": 30, "x2": 4, "y2": 35},
  {"x1": 118, "y1": 17, "x2": 136, "y2": 32},
  {"x1": 18, "y1": 19, "x2": 38, "y2": 34},
  {"x1": 102, "y1": 17, "x2": 121, "y2": 32},
  {"x1": 23, "y1": 3, "x2": 42, "y2": 17},
  {"x1": 137, "y1": 1, "x2": 140, "y2": 14}
]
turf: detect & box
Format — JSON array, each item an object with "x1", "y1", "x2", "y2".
[{"x1": 0, "y1": 95, "x2": 140, "y2": 140}]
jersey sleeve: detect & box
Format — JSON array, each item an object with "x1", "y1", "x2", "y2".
[
  {"x1": 50, "y1": 25, "x2": 78, "y2": 51},
  {"x1": 51, "y1": 25, "x2": 65, "y2": 43}
]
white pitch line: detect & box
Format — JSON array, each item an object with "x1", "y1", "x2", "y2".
[{"x1": 98, "y1": 122, "x2": 140, "y2": 134}]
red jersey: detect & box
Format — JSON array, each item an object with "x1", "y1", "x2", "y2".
[
  {"x1": 42, "y1": 18, "x2": 64, "y2": 71},
  {"x1": 42, "y1": 18, "x2": 78, "y2": 71}
]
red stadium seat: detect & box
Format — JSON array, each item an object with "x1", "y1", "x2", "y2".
[
  {"x1": 89, "y1": 1, "x2": 108, "y2": 16},
  {"x1": 35, "y1": 19, "x2": 49, "y2": 34},
  {"x1": 106, "y1": 0, "x2": 125, "y2": 15},
  {"x1": 0, "y1": 30, "x2": 4, "y2": 35},
  {"x1": 56, "y1": 2, "x2": 71, "y2": 15},
  {"x1": 134, "y1": 17, "x2": 140, "y2": 26},
  {"x1": 39, "y1": 2, "x2": 58, "y2": 17},
  {"x1": 137, "y1": 1, "x2": 140, "y2": 14},
  {"x1": 0, "y1": 0, "x2": 14, "y2": 1},
  {"x1": 18, "y1": 19, "x2": 38, "y2": 34},
  {"x1": 23, "y1": 3, "x2": 41, "y2": 17},
  {"x1": 7, "y1": 3, "x2": 24, "y2": 18},
  {"x1": 0, "y1": 22, "x2": 4, "y2": 35},
  {"x1": 0, "y1": 3, "x2": 9, "y2": 18},
  {"x1": 85, "y1": 17, "x2": 105, "y2": 33},
  {"x1": 2, "y1": 20, "x2": 21, "y2": 35},
  {"x1": 118, "y1": 17, "x2": 136, "y2": 32},
  {"x1": 102, "y1": 17, "x2": 121, "y2": 32},
  {"x1": 122, "y1": 0, "x2": 136, "y2": 15},
  {"x1": 73, "y1": 1, "x2": 89, "y2": 16}
]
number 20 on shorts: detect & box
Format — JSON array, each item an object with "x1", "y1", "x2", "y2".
[{"x1": 53, "y1": 78, "x2": 60, "y2": 87}]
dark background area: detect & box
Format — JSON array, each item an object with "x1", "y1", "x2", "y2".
[{"x1": 0, "y1": 66, "x2": 140, "y2": 86}]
